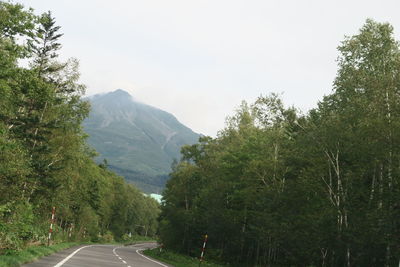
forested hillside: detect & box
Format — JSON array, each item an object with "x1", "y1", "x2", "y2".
[
  {"x1": 160, "y1": 20, "x2": 400, "y2": 266},
  {"x1": 83, "y1": 89, "x2": 199, "y2": 193},
  {"x1": 0, "y1": 2, "x2": 159, "y2": 251}
]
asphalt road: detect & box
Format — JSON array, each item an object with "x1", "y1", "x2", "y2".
[{"x1": 23, "y1": 242, "x2": 173, "y2": 267}]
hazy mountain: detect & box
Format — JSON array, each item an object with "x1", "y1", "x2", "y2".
[{"x1": 83, "y1": 89, "x2": 200, "y2": 193}]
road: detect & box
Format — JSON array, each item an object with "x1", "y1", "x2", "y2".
[{"x1": 23, "y1": 242, "x2": 173, "y2": 267}]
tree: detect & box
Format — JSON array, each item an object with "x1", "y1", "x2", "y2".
[
  {"x1": 0, "y1": 2, "x2": 160, "y2": 250},
  {"x1": 319, "y1": 19, "x2": 400, "y2": 266},
  {"x1": 159, "y1": 20, "x2": 400, "y2": 266}
]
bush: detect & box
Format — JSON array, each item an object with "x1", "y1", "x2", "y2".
[
  {"x1": 99, "y1": 231, "x2": 114, "y2": 243},
  {"x1": 0, "y1": 202, "x2": 41, "y2": 251}
]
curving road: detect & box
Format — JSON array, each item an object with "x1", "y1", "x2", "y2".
[{"x1": 23, "y1": 242, "x2": 172, "y2": 267}]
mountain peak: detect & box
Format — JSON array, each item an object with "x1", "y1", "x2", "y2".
[
  {"x1": 110, "y1": 89, "x2": 131, "y2": 97},
  {"x1": 83, "y1": 92, "x2": 200, "y2": 193},
  {"x1": 96, "y1": 89, "x2": 133, "y2": 105}
]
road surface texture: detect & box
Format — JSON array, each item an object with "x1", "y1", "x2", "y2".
[{"x1": 23, "y1": 242, "x2": 173, "y2": 267}]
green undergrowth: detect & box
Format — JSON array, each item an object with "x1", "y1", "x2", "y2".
[
  {"x1": 0, "y1": 242, "x2": 81, "y2": 267},
  {"x1": 144, "y1": 248, "x2": 225, "y2": 267}
]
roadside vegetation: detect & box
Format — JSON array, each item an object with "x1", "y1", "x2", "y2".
[
  {"x1": 0, "y1": 242, "x2": 80, "y2": 267},
  {"x1": 0, "y1": 0, "x2": 160, "y2": 258},
  {"x1": 144, "y1": 248, "x2": 225, "y2": 267},
  {"x1": 159, "y1": 19, "x2": 400, "y2": 266}
]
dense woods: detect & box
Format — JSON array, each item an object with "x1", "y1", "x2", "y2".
[
  {"x1": 0, "y1": 2, "x2": 159, "y2": 251},
  {"x1": 160, "y1": 20, "x2": 400, "y2": 266}
]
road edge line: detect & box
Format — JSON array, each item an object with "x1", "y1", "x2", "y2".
[{"x1": 136, "y1": 249, "x2": 169, "y2": 267}]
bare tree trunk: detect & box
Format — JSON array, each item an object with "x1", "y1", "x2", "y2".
[
  {"x1": 379, "y1": 164, "x2": 384, "y2": 209},
  {"x1": 369, "y1": 164, "x2": 377, "y2": 203},
  {"x1": 255, "y1": 238, "x2": 260, "y2": 266},
  {"x1": 321, "y1": 248, "x2": 328, "y2": 267},
  {"x1": 385, "y1": 89, "x2": 393, "y2": 267}
]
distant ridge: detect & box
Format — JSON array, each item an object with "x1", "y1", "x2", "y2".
[{"x1": 83, "y1": 89, "x2": 200, "y2": 193}]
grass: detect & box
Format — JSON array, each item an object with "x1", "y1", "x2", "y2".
[
  {"x1": 0, "y1": 242, "x2": 81, "y2": 267},
  {"x1": 143, "y1": 248, "x2": 225, "y2": 267}
]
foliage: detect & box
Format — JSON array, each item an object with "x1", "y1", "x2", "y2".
[
  {"x1": 144, "y1": 248, "x2": 225, "y2": 267},
  {"x1": 159, "y1": 20, "x2": 400, "y2": 266},
  {"x1": 0, "y1": 1, "x2": 160, "y2": 253}
]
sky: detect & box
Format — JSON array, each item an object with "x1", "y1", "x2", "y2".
[{"x1": 19, "y1": 0, "x2": 400, "y2": 136}]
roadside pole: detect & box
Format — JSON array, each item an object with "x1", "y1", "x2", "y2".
[
  {"x1": 47, "y1": 206, "x2": 56, "y2": 246},
  {"x1": 68, "y1": 223, "x2": 73, "y2": 239},
  {"x1": 199, "y1": 234, "x2": 208, "y2": 266}
]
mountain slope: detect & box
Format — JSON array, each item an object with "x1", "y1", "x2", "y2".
[{"x1": 83, "y1": 89, "x2": 200, "y2": 193}]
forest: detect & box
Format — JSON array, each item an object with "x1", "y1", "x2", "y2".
[
  {"x1": 160, "y1": 20, "x2": 400, "y2": 266},
  {"x1": 2, "y1": 1, "x2": 400, "y2": 267},
  {"x1": 0, "y1": 2, "x2": 159, "y2": 251}
]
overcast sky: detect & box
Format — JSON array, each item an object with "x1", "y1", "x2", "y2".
[{"x1": 19, "y1": 0, "x2": 400, "y2": 136}]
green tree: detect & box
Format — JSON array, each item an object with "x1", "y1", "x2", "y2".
[{"x1": 0, "y1": 2, "x2": 160, "y2": 250}]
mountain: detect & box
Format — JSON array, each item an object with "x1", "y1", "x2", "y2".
[{"x1": 83, "y1": 89, "x2": 200, "y2": 193}]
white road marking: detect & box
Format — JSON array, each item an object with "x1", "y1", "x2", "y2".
[
  {"x1": 53, "y1": 243, "x2": 161, "y2": 267},
  {"x1": 114, "y1": 246, "x2": 130, "y2": 265},
  {"x1": 54, "y1": 245, "x2": 94, "y2": 267},
  {"x1": 136, "y1": 249, "x2": 169, "y2": 267}
]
